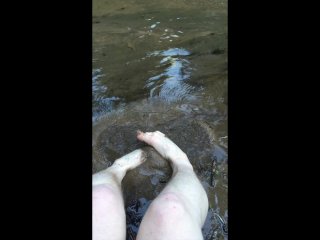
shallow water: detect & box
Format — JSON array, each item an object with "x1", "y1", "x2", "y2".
[{"x1": 93, "y1": 0, "x2": 227, "y2": 239}]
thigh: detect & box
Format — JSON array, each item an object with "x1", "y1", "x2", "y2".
[{"x1": 92, "y1": 185, "x2": 126, "y2": 240}]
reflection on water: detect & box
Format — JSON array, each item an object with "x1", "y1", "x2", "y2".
[
  {"x1": 146, "y1": 48, "x2": 196, "y2": 101},
  {"x1": 92, "y1": 1, "x2": 227, "y2": 121},
  {"x1": 92, "y1": 45, "x2": 201, "y2": 120},
  {"x1": 92, "y1": 68, "x2": 124, "y2": 121}
]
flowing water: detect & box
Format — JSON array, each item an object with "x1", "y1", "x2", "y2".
[{"x1": 93, "y1": 0, "x2": 227, "y2": 239}]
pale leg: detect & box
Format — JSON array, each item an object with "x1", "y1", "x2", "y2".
[
  {"x1": 92, "y1": 149, "x2": 146, "y2": 240},
  {"x1": 136, "y1": 131, "x2": 209, "y2": 240}
]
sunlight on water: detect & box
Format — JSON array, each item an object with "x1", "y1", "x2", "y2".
[
  {"x1": 146, "y1": 48, "x2": 196, "y2": 101},
  {"x1": 92, "y1": 68, "x2": 124, "y2": 121}
]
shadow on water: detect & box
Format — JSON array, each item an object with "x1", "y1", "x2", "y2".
[{"x1": 93, "y1": 0, "x2": 227, "y2": 239}]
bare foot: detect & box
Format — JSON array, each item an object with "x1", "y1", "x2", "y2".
[
  {"x1": 93, "y1": 149, "x2": 147, "y2": 186},
  {"x1": 110, "y1": 149, "x2": 147, "y2": 172},
  {"x1": 137, "y1": 130, "x2": 193, "y2": 170}
]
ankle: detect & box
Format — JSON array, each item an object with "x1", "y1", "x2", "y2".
[{"x1": 106, "y1": 166, "x2": 126, "y2": 182}]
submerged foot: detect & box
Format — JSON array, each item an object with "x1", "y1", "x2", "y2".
[{"x1": 137, "y1": 130, "x2": 192, "y2": 170}]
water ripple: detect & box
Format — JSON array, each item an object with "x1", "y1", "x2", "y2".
[{"x1": 145, "y1": 48, "x2": 196, "y2": 101}]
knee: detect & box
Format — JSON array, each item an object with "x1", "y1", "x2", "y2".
[
  {"x1": 92, "y1": 185, "x2": 120, "y2": 206},
  {"x1": 148, "y1": 193, "x2": 188, "y2": 223}
]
